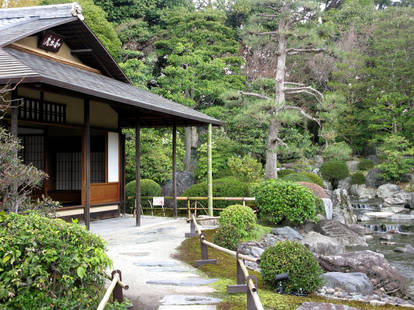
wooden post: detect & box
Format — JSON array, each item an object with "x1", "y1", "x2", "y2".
[
  {"x1": 172, "y1": 124, "x2": 177, "y2": 219},
  {"x1": 135, "y1": 120, "x2": 141, "y2": 226},
  {"x1": 207, "y1": 123, "x2": 213, "y2": 216},
  {"x1": 120, "y1": 133, "x2": 126, "y2": 216},
  {"x1": 84, "y1": 99, "x2": 91, "y2": 230}
]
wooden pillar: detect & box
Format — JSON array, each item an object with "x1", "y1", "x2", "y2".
[
  {"x1": 172, "y1": 124, "x2": 177, "y2": 219},
  {"x1": 207, "y1": 123, "x2": 213, "y2": 216},
  {"x1": 83, "y1": 99, "x2": 91, "y2": 230},
  {"x1": 135, "y1": 120, "x2": 141, "y2": 226},
  {"x1": 120, "y1": 132, "x2": 126, "y2": 216}
]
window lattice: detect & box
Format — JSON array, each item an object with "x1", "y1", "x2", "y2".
[
  {"x1": 21, "y1": 136, "x2": 44, "y2": 170},
  {"x1": 18, "y1": 98, "x2": 66, "y2": 124}
]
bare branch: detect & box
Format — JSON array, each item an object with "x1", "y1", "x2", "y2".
[
  {"x1": 258, "y1": 13, "x2": 278, "y2": 18},
  {"x1": 287, "y1": 48, "x2": 326, "y2": 55},
  {"x1": 284, "y1": 82, "x2": 305, "y2": 86},
  {"x1": 284, "y1": 85, "x2": 324, "y2": 99},
  {"x1": 281, "y1": 105, "x2": 321, "y2": 125},
  {"x1": 239, "y1": 91, "x2": 272, "y2": 101},
  {"x1": 285, "y1": 90, "x2": 323, "y2": 105},
  {"x1": 271, "y1": 136, "x2": 287, "y2": 147}
]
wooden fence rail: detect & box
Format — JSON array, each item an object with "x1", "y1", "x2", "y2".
[
  {"x1": 128, "y1": 196, "x2": 256, "y2": 219},
  {"x1": 97, "y1": 270, "x2": 131, "y2": 310},
  {"x1": 186, "y1": 214, "x2": 264, "y2": 310}
]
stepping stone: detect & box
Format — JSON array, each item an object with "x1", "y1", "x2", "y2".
[
  {"x1": 160, "y1": 295, "x2": 222, "y2": 305},
  {"x1": 147, "y1": 278, "x2": 218, "y2": 286},
  {"x1": 158, "y1": 306, "x2": 216, "y2": 310},
  {"x1": 134, "y1": 261, "x2": 178, "y2": 267}
]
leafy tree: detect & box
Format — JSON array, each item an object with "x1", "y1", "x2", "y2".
[
  {"x1": 119, "y1": 58, "x2": 155, "y2": 90},
  {"x1": 238, "y1": 0, "x2": 329, "y2": 179}
]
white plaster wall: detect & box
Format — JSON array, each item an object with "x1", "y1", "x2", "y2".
[{"x1": 107, "y1": 132, "x2": 119, "y2": 182}]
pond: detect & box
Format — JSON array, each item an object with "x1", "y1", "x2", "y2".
[{"x1": 352, "y1": 200, "x2": 414, "y2": 300}]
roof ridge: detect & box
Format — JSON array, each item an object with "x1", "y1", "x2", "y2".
[{"x1": 0, "y1": 2, "x2": 83, "y2": 21}]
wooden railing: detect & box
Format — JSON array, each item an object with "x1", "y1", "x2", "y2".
[
  {"x1": 185, "y1": 214, "x2": 264, "y2": 310},
  {"x1": 129, "y1": 196, "x2": 256, "y2": 219},
  {"x1": 97, "y1": 270, "x2": 131, "y2": 310}
]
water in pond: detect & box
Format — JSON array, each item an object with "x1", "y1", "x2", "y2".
[{"x1": 352, "y1": 200, "x2": 414, "y2": 300}]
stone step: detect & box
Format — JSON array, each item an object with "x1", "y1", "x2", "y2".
[
  {"x1": 158, "y1": 306, "x2": 216, "y2": 310},
  {"x1": 160, "y1": 295, "x2": 222, "y2": 305}
]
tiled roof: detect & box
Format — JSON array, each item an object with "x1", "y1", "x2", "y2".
[{"x1": 1, "y1": 47, "x2": 223, "y2": 126}]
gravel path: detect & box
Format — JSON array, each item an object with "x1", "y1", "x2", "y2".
[{"x1": 91, "y1": 216, "x2": 220, "y2": 310}]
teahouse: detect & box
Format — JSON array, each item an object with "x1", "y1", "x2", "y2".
[{"x1": 0, "y1": 3, "x2": 222, "y2": 228}]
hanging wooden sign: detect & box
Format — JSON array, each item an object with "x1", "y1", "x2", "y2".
[{"x1": 39, "y1": 31, "x2": 64, "y2": 53}]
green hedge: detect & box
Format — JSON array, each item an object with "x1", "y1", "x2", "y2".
[
  {"x1": 218, "y1": 204, "x2": 256, "y2": 238},
  {"x1": 213, "y1": 224, "x2": 242, "y2": 251},
  {"x1": 278, "y1": 169, "x2": 294, "y2": 178},
  {"x1": 281, "y1": 173, "x2": 313, "y2": 183},
  {"x1": 180, "y1": 177, "x2": 249, "y2": 210},
  {"x1": 0, "y1": 212, "x2": 128, "y2": 309},
  {"x1": 320, "y1": 160, "x2": 349, "y2": 189},
  {"x1": 351, "y1": 172, "x2": 366, "y2": 185},
  {"x1": 260, "y1": 241, "x2": 323, "y2": 293},
  {"x1": 358, "y1": 159, "x2": 375, "y2": 171},
  {"x1": 253, "y1": 180, "x2": 318, "y2": 225},
  {"x1": 125, "y1": 179, "x2": 162, "y2": 213}
]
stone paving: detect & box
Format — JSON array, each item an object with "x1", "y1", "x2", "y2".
[{"x1": 90, "y1": 216, "x2": 220, "y2": 310}]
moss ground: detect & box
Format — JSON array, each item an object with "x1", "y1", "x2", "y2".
[{"x1": 174, "y1": 229, "x2": 411, "y2": 310}]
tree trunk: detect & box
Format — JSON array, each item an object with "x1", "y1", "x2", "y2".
[
  {"x1": 265, "y1": 118, "x2": 281, "y2": 179},
  {"x1": 184, "y1": 127, "x2": 192, "y2": 171},
  {"x1": 265, "y1": 20, "x2": 287, "y2": 179}
]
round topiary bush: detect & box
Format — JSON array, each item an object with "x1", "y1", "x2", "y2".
[
  {"x1": 253, "y1": 180, "x2": 318, "y2": 225},
  {"x1": 218, "y1": 204, "x2": 256, "y2": 237},
  {"x1": 180, "y1": 177, "x2": 249, "y2": 209},
  {"x1": 125, "y1": 179, "x2": 162, "y2": 213},
  {"x1": 0, "y1": 212, "x2": 127, "y2": 309},
  {"x1": 351, "y1": 172, "x2": 366, "y2": 185},
  {"x1": 358, "y1": 159, "x2": 375, "y2": 171},
  {"x1": 298, "y1": 182, "x2": 328, "y2": 199},
  {"x1": 320, "y1": 160, "x2": 349, "y2": 189},
  {"x1": 213, "y1": 224, "x2": 242, "y2": 251},
  {"x1": 259, "y1": 241, "x2": 324, "y2": 293}
]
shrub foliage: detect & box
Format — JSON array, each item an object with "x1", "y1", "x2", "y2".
[
  {"x1": 357, "y1": 159, "x2": 375, "y2": 171},
  {"x1": 259, "y1": 241, "x2": 324, "y2": 293},
  {"x1": 350, "y1": 172, "x2": 366, "y2": 185},
  {"x1": 213, "y1": 224, "x2": 242, "y2": 251},
  {"x1": 253, "y1": 180, "x2": 318, "y2": 225},
  {"x1": 218, "y1": 204, "x2": 256, "y2": 237},
  {"x1": 322, "y1": 142, "x2": 352, "y2": 161},
  {"x1": 125, "y1": 179, "x2": 162, "y2": 213},
  {"x1": 320, "y1": 160, "x2": 349, "y2": 189},
  {"x1": 0, "y1": 212, "x2": 127, "y2": 309}
]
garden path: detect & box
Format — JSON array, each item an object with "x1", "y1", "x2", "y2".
[{"x1": 91, "y1": 216, "x2": 220, "y2": 310}]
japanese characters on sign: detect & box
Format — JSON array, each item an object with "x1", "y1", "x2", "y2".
[{"x1": 39, "y1": 31, "x2": 64, "y2": 53}]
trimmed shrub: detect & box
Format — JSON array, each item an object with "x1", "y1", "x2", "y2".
[
  {"x1": 322, "y1": 142, "x2": 352, "y2": 161},
  {"x1": 298, "y1": 182, "x2": 328, "y2": 199},
  {"x1": 180, "y1": 177, "x2": 249, "y2": 209},
  {"x1": 302, "y1": 172, "x2": 324, "y2": 187},
  {"x1": 259, "y1": 241, "x2": 324, "y2": 293},
  {"x1": 213, "y1": 224, "x2": 242, "y2": 251},
  {"x1": 351, "y1": 172, "x2": 366, "y2": 185},
  {"x1": 278, "y1": 169, "x2": 294, "y2": 178},
  {"x1": 0, "y1": 212, "x2": 128, "y2": 309},
  {"x1": 320, "y1": 160, "x2": 349, "y2": 189},
  {"x1": 125, "y1": 179, "x2": 162, "y2": 213},
  {"x1": 281, "y1": 173, "x2": 313, "y2": 183},
  {"x1": 253, "y1": 180, "x2": 318, "y2": 225},
  {"x1": 227, "y1": 155, "x2": 264, "y2": 183},
  {"x1": 358, "y1": 159, "x2": 375, "y2": 171},
  {"x1": 218, "y1": 204, "x2": 256, "y2": 237}
]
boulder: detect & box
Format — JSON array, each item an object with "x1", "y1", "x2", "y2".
[
  {"x1": 394, "y1": 244, "x2": 414, "y2": 254},
  {"x1": 377, "y1": 184, "x2": 401, "y2": 199},
  {"x1": 271, "y1": 226, "x2": 303, "y2": 241},
  {"x1": 315, "y1": 220, "x2": 368, "y2": 247},
  {"x1": 331, "y1": 189, "x2": 357, "y2": 224},
  {"x1": 296, "y1": 302, "x2": 360, "y2": 310},
  {"x1": 347, "y1": 224, "x2": 373, "y2": 235},
  {"x1": 321, "y1": 272, "x2": 373, "y2": 295},
  {"x1": 302, "y1": 231, "x2": 345, "y2": 256},
  {"x1": 346, "y1": 161, "x2": 360, "y2": 173},
  {"x1": 338, "y1": 177, "x2": 351, "y2": 191},
  {"x1": 381, "y1": 206, "x2": 406, "y2": 214},
  {"x1": 162, "y1": 171, "x2": 195, "y2": 207},
  {"x1": 365, "y1": 168, "x2": 385, "y2": 188},
  {"x1": 349, "y1": 184, "x2": 376, "y2": 201},
  {"x1": 316, "y1": 250, "x2": 407, "y2": 297}
]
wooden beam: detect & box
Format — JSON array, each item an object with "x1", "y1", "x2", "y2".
[
  {"x1": 135, "y1": 120, "x2": 141, "y2": 226},
  {"x1": 83, "y1": 99, "x2": 91, "y2": 230},
  {"x1": 71, "y1": 49, "x2": 93, "y2": 54},
  {"x1": 172, "y1": 124, "x2": 177, "y2": 219}
]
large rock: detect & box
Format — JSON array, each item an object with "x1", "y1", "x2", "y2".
[
  {"x1": 317, "y1": 250, "x2": 407, "y2": 297},
  {"x1": 271, "y1": 226, "x2": 303, "y2": 241},
  {"x1": 365, "y1": 168, "x2": 385, "y2": 188},
  {"x1": 302, "y1": 232, "x2": 345, "y2": 256},
  {"x1": 377, "y1": 184, "x2": 401, "y2": 199},
  {"x1": 349, "y1": 184, "x2": 376, "y2": 201},
  {"x1": 315, "y1": 220, "x2": 368, "y2": 247},
  {"x1": 346, "y1": 161, "x2": 360, "y2": 173},
  {"x1": 321, "y1": 272, "x2": 373, "y2": 295},
  {"x1": 162, "y1": 171, "x2": 195, "y2": 207},
  {"x1": 347, "y1": 224, "x2": 373, "y2": 235},
  {"x1": 394, "y1": 244, "x2": 414, "y2": 254},
  {"x1": 296, "y1": 303, "x2": 360, "y2": 310},
  {"x1": 331, "y1": 189, "x2": 357, "y2": 224},
  {"x1": 338, "y1": 177, "x2": 351, "y2": 191}
]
